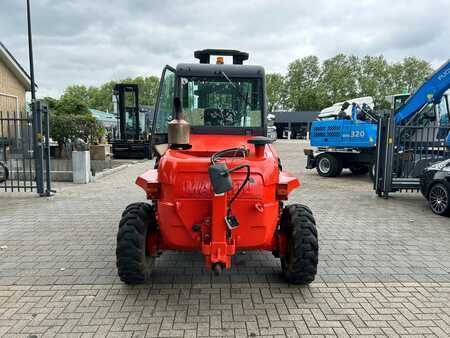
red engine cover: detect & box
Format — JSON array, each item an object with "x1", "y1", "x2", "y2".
[{"x1": 136, "y1": 134, "x2": 299, "y2": 252}]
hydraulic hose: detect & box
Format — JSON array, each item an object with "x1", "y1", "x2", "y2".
[
  {"x1": 228, "y1": 164, "x2": 250, "y2": 208},
  {"x1": 211, "y1": 147, "x2": 247, "y2": 165},
  {"x1": 210, "y1": 147, "x2": 251, "y2": 213}
]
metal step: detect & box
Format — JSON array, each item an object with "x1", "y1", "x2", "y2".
[{"x1": 391, "y1": 177, "x2": 421, "y2": 189}]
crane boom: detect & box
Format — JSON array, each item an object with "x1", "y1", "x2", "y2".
[{"x1": 395, "y1": 59, "x2": 450, "y2": 124}]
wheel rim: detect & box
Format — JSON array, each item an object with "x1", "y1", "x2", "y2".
[
  {"x1": 318, "y1": 157, "x2": 331, "y2": 174},
  {"x1": 430, "y1": 185, "x2": 448, "y2": 214}
]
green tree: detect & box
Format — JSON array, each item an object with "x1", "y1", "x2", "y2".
[
  {"x1": 41, "y1": 96, "x2": 59, "y2": 110},
  {"x1": 55, "y1": 85, "x2": 90, "y2": 115},
  {"x1": 286, "y1": 55, "x2": 323, "y2": 111},
  {"x1": 389, "y1": 57, "x2": 433, "y2": 93},
  {"x1": 50, "y1": 113, "x2": 104, "y2": 153},
  {"x1": 86, "y1": 76, "x2": 160, "y2": 112},
  {"x1": 357, "y1": 55, "x2": 392, "y2": 108},
  {"x1": 266, "y1": 73, "x2": 286, "y2": 112},
  {"x1": 126, "y1": 76, "x2": 160, "y2": 107},
  {"x1": 320, "y1": 54, "x2": 360, "y2": 106},
  {"x1": 87, "y1": 81, "x2": 116, "y2": 112}
]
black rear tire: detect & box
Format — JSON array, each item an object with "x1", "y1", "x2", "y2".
[
  {"x1": 349, "y1": 164, "x2": 369, "y2": 175},
  {"x1": 0, "y1": 162, "x2": 8, "y2": 184},
  {"x1": 116, "y1": 202, "x2": 158, "y2": 284},
  {"x1": 428, "y1": 182, "x2": 450, "y2": 216},
  {"x1": 281, "y1": 204, "x2": 319, "y2": 285},
  {"x1": 316, "y1": 154, "x2": 342, "y2": 177}
]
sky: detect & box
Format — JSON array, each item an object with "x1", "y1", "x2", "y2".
[{"x1": 2, "y1": 0, "x2": 449, "y2": 98}]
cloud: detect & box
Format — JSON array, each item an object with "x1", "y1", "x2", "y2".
[{"x1": 1, "y1": 0, "x2": 449, "y2": 97}]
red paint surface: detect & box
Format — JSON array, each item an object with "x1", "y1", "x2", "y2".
[{"x1": 136, "y1": 134, "x2": 300, "y2": 269}]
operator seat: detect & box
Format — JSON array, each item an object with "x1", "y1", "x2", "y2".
[
  {"x1": 204, "y1": 108, "x2": 236, "y2": 126},
  {"x1": 204, "y1": 108, "x2": 220, "y2": 126}
]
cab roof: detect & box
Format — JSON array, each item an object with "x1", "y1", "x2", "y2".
[{"x1": 176, "y1": 63, "x2": 265, "y2": 79}]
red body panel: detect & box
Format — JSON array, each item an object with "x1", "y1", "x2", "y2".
[{"x1": 136, "y1": 134, "x2": 299, "y2": 268}]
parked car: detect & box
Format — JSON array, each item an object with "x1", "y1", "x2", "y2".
[{"x1": 420, "y1": 159, "x2": 450, "y2": 216}]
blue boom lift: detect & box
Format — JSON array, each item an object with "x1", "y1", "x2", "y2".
[{"x1": 305, "y1": 59, "x2": 450, "y2": 178}]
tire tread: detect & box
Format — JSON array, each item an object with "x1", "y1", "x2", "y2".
[
  {"x1": 281, "y1": 204, "x2": 319, "y2": 285},
  {"x1": 116, "y1": 202, "x2": 157, "y2": 284}
]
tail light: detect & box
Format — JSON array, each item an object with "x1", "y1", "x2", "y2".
[
  {"x1": 146, "y1": 182, "x2": 161, "y2": 200},
  {"x1": 276, "y1": 183, "x2": 289, "y2": 200}
]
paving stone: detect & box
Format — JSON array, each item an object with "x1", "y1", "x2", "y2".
[{"x1": 1, "y1": 141, "x2": 449, "y2": 336}]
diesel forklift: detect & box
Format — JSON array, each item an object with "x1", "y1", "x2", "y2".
[
  {"x1": 115, "y1": 49, "x2": 319, "y2": 284},
  {"x1": 111, "y1": 83, "x2": 151, "y2": 159}
]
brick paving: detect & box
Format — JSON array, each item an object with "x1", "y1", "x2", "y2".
[{"x1": 0, "y1": 140, "x2": 449, "y2": 337}]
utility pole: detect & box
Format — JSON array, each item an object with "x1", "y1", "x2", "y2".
[
  {"x1": 26, "y1": 0, "x2": 36, "y2": 102},
  {"x1": 27, "y1": 0, "x2": 45, "y2": 195}
]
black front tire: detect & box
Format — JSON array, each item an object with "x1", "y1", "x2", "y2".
[
  {"x1": 116, "y1": 202, "x2": 158, "y2": 284},
  {"x1": 428, "y1": 182, "x2": 450, "y2": 216},
  {"x1": 316, "y1": 154, "x2": 342, "y2": 177},
  {"x1": 281, "y1": 204, "x2": 319, "y2": 285}
]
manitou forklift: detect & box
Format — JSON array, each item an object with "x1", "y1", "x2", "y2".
[
  {"x1": 115, "y1": 49, "x2": 319, "y2": 285},
  {"x1": 111, "y1": 83, "x2": 151, "y2": 159}
]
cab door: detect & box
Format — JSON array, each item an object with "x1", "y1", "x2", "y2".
[
  {"x1": 150, "y1": 65, "x2": 176, "y2": 154},
  {"x1": 436, "y1": 94, "x2": 450, "y2": 143}
]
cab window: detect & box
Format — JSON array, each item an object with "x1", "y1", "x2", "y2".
[
  {"x1": 154, "y1": 67, "x2": 175, "y2": 133},
  {"x1": 436, "y1": 96, "x2": 449, "y2": 126},
  {"x1": 181, "y1": 76, "x2": 262, "y2": 128}
]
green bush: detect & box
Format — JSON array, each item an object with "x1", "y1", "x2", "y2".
[{"x1": 50, "y1": 113, "x2": 105, "y2": 151}]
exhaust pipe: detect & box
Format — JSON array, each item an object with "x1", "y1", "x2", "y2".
[{"x1": 168, "y1": 97, "x2": 191, "y2": 149}]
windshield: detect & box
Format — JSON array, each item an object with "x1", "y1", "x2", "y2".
[
  {"x1": 394, "y1": 94, "x2": 410, "y2": 112},
  {"x1": 181, "y1": 76, "x2": 263, "y2": 128}
]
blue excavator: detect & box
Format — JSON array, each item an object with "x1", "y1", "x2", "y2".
[{"x1": 305, "y1": 59, "x2": 450, "y2": 178}]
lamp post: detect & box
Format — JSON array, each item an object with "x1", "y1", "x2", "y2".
[
  {"x1": 26, "y1": 0, "x2": 36, "y2": 102},
  {"x1": 26, "y1": 0, "x2": 45, "y2": 195}
]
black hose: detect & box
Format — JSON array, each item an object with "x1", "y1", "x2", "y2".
[
  {"x1": 228, "y1": 164, "x2": 250, "y2": 208},
  {"x1": 210, "y1": 147, "x2": 251, "y2": 213},
  {"x1": 211, "y1": 147, "x2": 247, "y2": 165}
]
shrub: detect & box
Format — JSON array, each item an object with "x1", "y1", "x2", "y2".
[{"x1": 50, "y1": 113, "x2": 105, "y2": 157}]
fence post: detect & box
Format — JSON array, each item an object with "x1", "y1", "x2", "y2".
[
  {"x1": 33, "y1": 101, "x2": 44, "y2": 195},
  {"x1": 41, "y1": 101, "x2": 53, "y2": 196}
]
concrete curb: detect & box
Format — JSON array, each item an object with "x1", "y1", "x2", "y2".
[{"x1": 91, "y1": 161, "x2": 139, "y2": 181}]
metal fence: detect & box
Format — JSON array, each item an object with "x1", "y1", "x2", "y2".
[
  {"x1": 0, "y1": 101, "x2": 51, "y2": 194},
  {"x1": 393, "y1": 124, "x2": 450, "y2": 178},
  {"x1": 0, "y1": 110, "x2": 36, "y2": 191},
  {"x1": 375, "y1": 114, "x2": 450, "y2": 197}
]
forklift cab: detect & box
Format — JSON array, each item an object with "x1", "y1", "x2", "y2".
[
  {"x1": 406, "y1": 94, "x2": 450, "y2": 127},
  {"x1": 111, "y1": 83, "x2": 152, "y2": 159},
  {"x1": 151, "y1": 49, "x2": 267, "y2": 151},
  {"x1": 113, "y1": 84, "x2": 141, "y2": 141}
]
